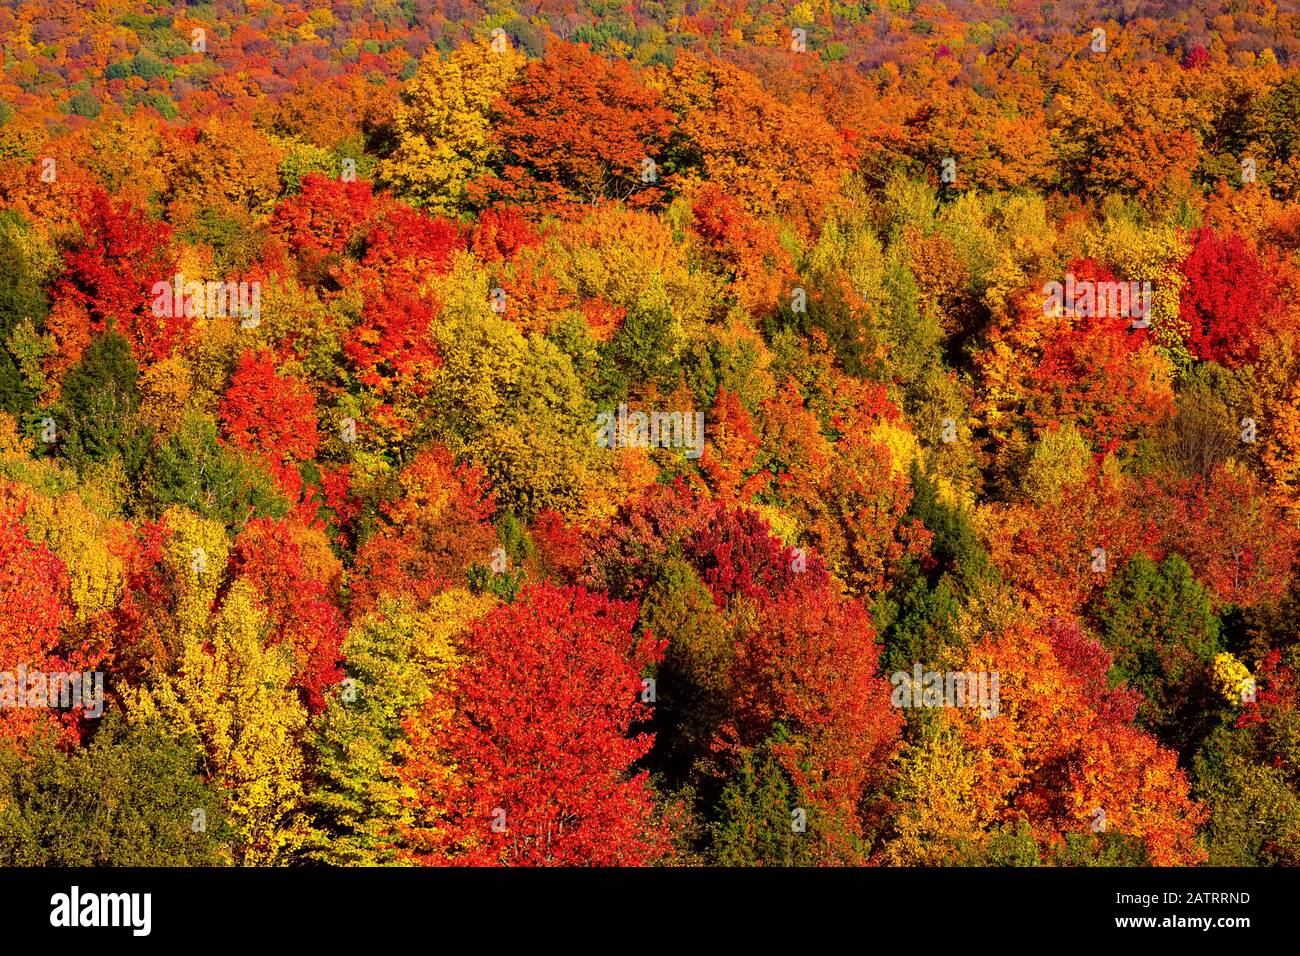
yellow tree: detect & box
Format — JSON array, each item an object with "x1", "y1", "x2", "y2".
[
  {"x1": 1021, "y1": 423, "x2": 1091, "y2": 505},
  {"x1": 882, "y1": 725, "x2": 986, "y2": 865},
  {"x1": 1091, "y1": 217, "x2": 1191, "y2": 363},
  {"x1": 128, "y1": 555, "x2": 311, "y2": 863},
  {"x1": 162, "y1": 116, "x2": 285, "y2": 221},
  {"x1": 137, "y1": 355, "x2": 194, "y2": 438},
  {"x1": 12, "y1": 490, "x2": 124, "y2": 629},
  {"x1": 381, "y1": 42, "x2": 524, "y2": 213},
  {"x1": 158, "y1": 506, "x2": 229, "y2": 658}
]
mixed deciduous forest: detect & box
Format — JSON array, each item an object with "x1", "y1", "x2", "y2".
[{"x1": 1, "y1": 0, "x2": 1299, "y2": 867}]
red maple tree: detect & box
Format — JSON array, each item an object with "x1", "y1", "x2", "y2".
[{"x1": 402, "y1": 582, "x2": 672, "y2": 865}]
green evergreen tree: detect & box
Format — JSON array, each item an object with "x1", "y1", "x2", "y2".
[
  {"x1": 57, "y1": 329, "x2": 150, "y2": 472},
  {"x1": 144, "y1": 411, "x2": 286, "y2": 527},
  {"x1": 877, "y1": 465, "x2": 996, "y2": 674},
  {"x1": 304, "y1": 601, "x2": 434, "y2": 865},
  {"x1": 1095, "y1": 554, "x2": 1222, "y2": 755},
  {"x1": 712, "y1": 735, "x2": 811, "y2": 866}
]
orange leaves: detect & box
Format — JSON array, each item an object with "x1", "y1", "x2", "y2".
[
  {"x1": 690, "y1": 182, "x2": 795, "y2": 319},
  {"x1": 349, "y1": 446, "x2": 498, "y2": 618},
  {"x1": 899, "y1": 87, "x2": 1054, "y2": 193},
  {"x1": 43, "y1": 296, "x2": 95, "y2": 384},
  {"x1": 485, "y1": 42, "x2": 673, "y2": 216},
  {"x1": 9, "y1": 14, "x2": 1300, "y2": 873},
  {"x1": 697, "y1": 388, "x2": 769, "y2": 505},
  {"x1": 989, "y1": 453, "x2": 1300, "y2": 626},
  {"x1": 758, "y1": 377, "x2": 833, "y2": 493},
  {"x1": 956, "y1": 616, "x2": 1207, "y2": 865},
  {"x1": 468, "y1": 207, "x2": 541, "y2": 264},
  {"x1": 1049, "y1": 63, "x2": 1205, "y2": 205},
  {"x1": 160, "y1": 116, "x2": 284, "y2": 221},
  {"x1": 788, "y1": 387, "x2": 928, "y2": 598},
  {"x1": 484, "y1": 243, "x2": 570, "y2": 337},
  {"x1": 578, "y1": 297, "x2": 626, "y2": 344},
  {"x1": 665, "y1": 54, "x2": 852, "y2": 228},
  {"x1": 986, "y1": 466, "x2": 1149, "y2": 619},
  {"x1": 1139, "y1": 463, "x2": 1300, "y2": 609}
]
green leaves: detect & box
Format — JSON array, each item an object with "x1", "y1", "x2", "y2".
[
  {"x1": 56, "y1": 330, "x2": 150, "y2": 474},
  {"x1": 1094, "y1": 554, "x2": 1223, "y2": 754},
  {"x1": 0, "y1": 714, "x2": 229, "y2": 866},
  {"x1": 143, "y1": 412, "x2": 287, "y2": 528}
]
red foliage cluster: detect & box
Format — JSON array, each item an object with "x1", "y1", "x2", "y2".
[{"x1": 402, "y1": 583, "x2": 669, "y2": 865}]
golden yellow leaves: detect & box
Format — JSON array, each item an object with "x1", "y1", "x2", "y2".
[
  {"x1": 382, "y1": 42, "x2": 525, "y2": 213},
  {"x1": 1212, "y1": 652, "x2": 1255, "y2": 706},
  {"x1": 128, "y1": 577, "x2": 310, "y2": 865}
]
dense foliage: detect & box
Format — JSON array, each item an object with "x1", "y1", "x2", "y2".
[{"x1": 1, "y1": 0, "x2": 1299, "y2": 866}]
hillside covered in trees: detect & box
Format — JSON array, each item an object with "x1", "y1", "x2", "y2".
[{"x1": 1, "y1": 0, "x2": 1300, "y2": 866}]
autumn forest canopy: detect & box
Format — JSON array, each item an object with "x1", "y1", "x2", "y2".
[{"x1": 0, "y1": 0, "x2": 1299, "y2": 868}]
